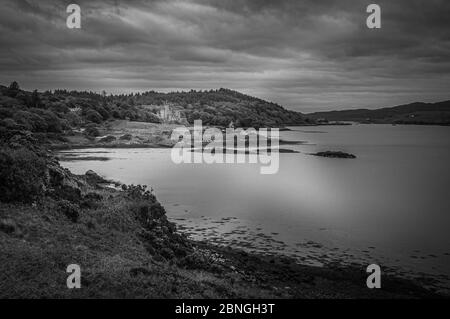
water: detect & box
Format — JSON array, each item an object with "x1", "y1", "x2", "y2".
[{"x1": 59, "y1": 124, "x2": 450, "y2": 290}]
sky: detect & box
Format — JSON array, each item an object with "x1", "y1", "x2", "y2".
[{"x1": 0, "y1": 0, "x2": 449, "y2": 113}]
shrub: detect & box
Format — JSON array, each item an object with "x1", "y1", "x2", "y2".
[
  {"x1": 0, "y1": 118, "x2": 19, "y2": 129},
  {"x1": 0, "y1": 148, "x2": 47, "y2": 203},
  {"x1": 65, "y1": 112, "x2": 82, "y2": 127},
  {"x1": 32, "y1": 109, "x2": 63, "y2": 133},
  {"x1": 0, "y1": 218, "x2": 16, "y2": 234},
  {"x1": 85, "y1": 109, "x2": 103, "y2": 124},
  {"x1": 95, "y1": 106, "x2": 110, "y2": 120},
  {"x1": 13, "y1": 110, "x2": 48, "y2": 132},
  {"x1": 125, "y1": 184, "x2": 155, "y2": 201},
  {"x1": 0, "y1": 107, "x2": 14, "y2": 118},
  {"x1": 119, "y1": 134, "x2": 132, "y2": 141},
  {"x1": 57, "y1": 199, "x2": 80, "y2": 222},
  {"x1": 84, "y1": 124, "x2": 100, "y2": 138},
  {"x1": 98, "y1": 135, "x2": 116, "y2": 143}
]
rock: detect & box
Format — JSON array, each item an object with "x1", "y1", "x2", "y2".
[
  {"x1": 48, "y1": 162, "x2": 78, "y2": 188},
  {"x1": 85, "y1": 170, "x2": 109, "y2": 185},
  {"x1": 278, "y1": 149, "x2": 300, "y2": 153},
  {"x1": 312, "y1": 151, "x2": 356, "y2": 159}
]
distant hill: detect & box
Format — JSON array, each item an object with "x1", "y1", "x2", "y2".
[{"x1": 307, "y1": 100, "x2": 450, "y2": 125}]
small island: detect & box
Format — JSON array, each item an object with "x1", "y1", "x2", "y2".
[{"x1": 312, "y1": 151, "x2": 356, "y2": 159}]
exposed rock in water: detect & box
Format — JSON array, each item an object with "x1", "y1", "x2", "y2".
[
  {"x1": 312, "y1": 151, "x2": 356, "y2": 159},
  {"x1": 278, "y1": 149, "x2": 299, "y2": 153}
]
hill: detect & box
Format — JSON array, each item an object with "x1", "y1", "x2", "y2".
[
  {"x1": 0, "y1": 82, "x2": 309, "y2": 139},
  {"x1": 307, "y1": 100, "x2": 450, "y2": 125}
]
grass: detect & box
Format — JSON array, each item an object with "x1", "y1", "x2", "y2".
[{"x1": 0, "y1": 189, "x2": 443, "y2": 298}]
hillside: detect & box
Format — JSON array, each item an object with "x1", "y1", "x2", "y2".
[
  {"x1": 0, "y1": 82, "x2": 309, "y2": 139},
  {"x1": 307, "y1": 100, "x2": 450, "y2": 125}
]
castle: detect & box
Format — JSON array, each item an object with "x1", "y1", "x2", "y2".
[{"x1": 140, "y1": 103, "x2": 187, "y2": 124}]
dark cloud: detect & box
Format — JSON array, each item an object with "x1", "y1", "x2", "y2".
[{"x1": 0, "y1": 0, "x2": 449, "y2": 112}]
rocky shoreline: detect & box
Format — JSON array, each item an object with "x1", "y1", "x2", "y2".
[{"x1": 0, "y1": 129, "x2": 446, "y2": 298}]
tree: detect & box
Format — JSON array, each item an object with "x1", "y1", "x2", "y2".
[
  {"x1": 9, "y1": 81, "x2": 20, "y2": 91},
  {"x1": 239, "y1": 117, "x2": 253, "y2": 128},
  {"x1": 84, "y1": 124, "x2": 100, "y2": 138},
  {"x1": 7, "y1": 81, "x2": 20, "y2": 97},
  {"x1": 85, "y1": 109, "x2": 103, "y2": 124},
  {"x1": 30, "y1": 89, "x2": 42, "y2": 108},
  {"x1": 0, "y1": 147, "x2": 47, "y2": 203}
]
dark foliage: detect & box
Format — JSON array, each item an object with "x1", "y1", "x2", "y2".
[
  {"x1": 0, "y1": 83, "x2": 308, "y2": 134},
  {"x1": 57, "y1": 199, "x2": 80, "y2": 222},
  {"x1": 84, "y1": 123, "x2": 100, "y2": 138},
  {"x1": 0, "y1": 147, "x2": 47, "y2": 203}
]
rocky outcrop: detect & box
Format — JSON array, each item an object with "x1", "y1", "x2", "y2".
[
  {"x1": 125, "y1": 185, "x2": 193, "y2": 260},
  {"x1": 312, "y1": 151, "x2": 356, "y2": 159}
]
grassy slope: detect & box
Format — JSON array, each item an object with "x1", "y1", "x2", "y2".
[
  {"x1": 52, "y1": 120, "x2": 179, "y2": 150},
  {"x1": 0, "y1": 180, "x2": 442, "y2": 298}
]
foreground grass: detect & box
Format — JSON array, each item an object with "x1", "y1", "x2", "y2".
[
  {"x1": 0, "y1": 185, "x2": 442, "y2": 299},
  {"x1": 0, "y1": 189, "x2": 281, "y2": 298}
]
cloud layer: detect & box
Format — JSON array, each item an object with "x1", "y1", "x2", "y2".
[{"x1": 0, "y1": 0, "x2": 449, "y2": 112}]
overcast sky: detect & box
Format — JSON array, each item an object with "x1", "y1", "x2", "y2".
[{"x1": 0, "y1": 0, "x2": 449, "y2": 112}]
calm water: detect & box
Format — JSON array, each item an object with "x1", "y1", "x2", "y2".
[{"x1": 59, "y1": 124, "x2": 450, "y2": 289}]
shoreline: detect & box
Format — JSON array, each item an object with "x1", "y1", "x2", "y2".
[
  {"x1": 0, "y1": 127, "x2": 448, "y2": 298},
  {"x1": 0, "y1": 179, "x2": 443, "y2": 298},
  {"x1": 53, "y1": 124, "x2": 450, "y2": 297}
]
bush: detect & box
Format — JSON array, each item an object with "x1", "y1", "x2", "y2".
[
  {"x1": 85, "y1": 109, "x2": 103, "y2": 124},
  {"x1": 13, "y1": 110, "x2": 48, "y2": 132},
  {"x1": 0, "y1": 118, "x2": 19, "y2": 129},
  {"x1": 84, "y1": 124, "x2": 100, "y2": 138},
  {"x1": 98, "y1": 135, "x2": 116, "y2": 143},
  {"x1": 119, "y1": 134, "x2": 132, "y2": 140},
  {"x1": 57, "y1": 199, "x2": 80, "y2": 222},
  {"x1": 32, "y1": 109, "x2": 63, "y2": 133},
  {"x1": 95, "y1": 106, "x2": 109, "y2": 120},
  {"x1": 0, "y1": 148, "x2": 47, "y2": 203}
]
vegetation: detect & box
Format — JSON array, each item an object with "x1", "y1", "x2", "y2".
[
  {"x1": 0, "y1": 147, "x2": 47, "y2": 203},
  {"x1": 131, "y1": 88, "x2": 308, "y2": 127},
  {"x1": 0, "y1": 83, "x2": 308, "y2": 139}
]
